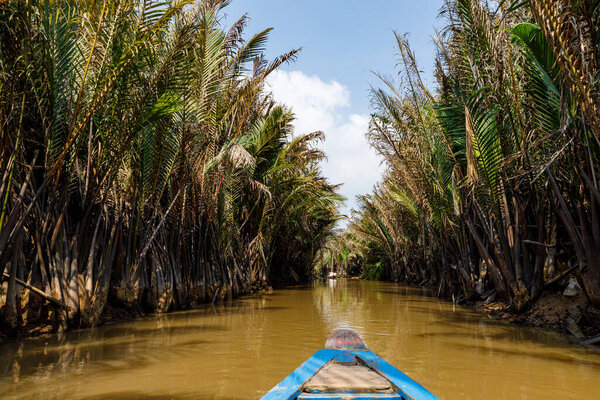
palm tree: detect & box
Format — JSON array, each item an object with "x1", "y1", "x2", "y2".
[
  {"x1": 342, "y1": 0, "x2": 600, "y2": 314},
  {"x1": 0, "y1": 0, "x2": 340, "y2": 336}
]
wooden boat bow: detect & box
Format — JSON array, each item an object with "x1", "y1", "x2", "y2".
[{"x1": 261, "y1": 329, "x2": 439, "y2": 400}]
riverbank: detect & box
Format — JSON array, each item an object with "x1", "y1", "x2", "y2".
[
  {"x1": 414, "y1": 275, "x2": 600, "y2": 345},
  {"x1": 473, "y1": 291, "x2": 600, "y2": 342},
  {"x1": 0, "y1": 284, "x2": 275, "y2": 345}
]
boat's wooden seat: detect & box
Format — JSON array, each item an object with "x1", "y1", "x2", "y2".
[
  {"x1": 298, "y1": 395, "x2": 403, "y2": 399},
  {"x1": 302, "y1": 362, "x2": 394, "y2": 394}
]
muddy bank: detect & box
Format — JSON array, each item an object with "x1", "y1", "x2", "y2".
[
  {"x1": 0, "y1": 284, "x2": 274, "y2": 345},
  {"x1": 473, "y1": 290, "x2": 600, "y2": 342}
]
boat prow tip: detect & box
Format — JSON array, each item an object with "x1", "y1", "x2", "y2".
[{"x1": 324, "y1": 329, "x2": 367, "y2": 350}]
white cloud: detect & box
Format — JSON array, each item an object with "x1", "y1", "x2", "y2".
[{"x1": 266, "y1": 70, "x2": 384, "y2": 217}]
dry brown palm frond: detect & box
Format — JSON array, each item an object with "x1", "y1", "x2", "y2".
[
  {"x1": 531, "y1": 0, "x2": 600, "y2": 141},
  {"x1": 465, "y1": 106, "x2": 480, "y2": 183},
  {"x1": 228, "y1": 143, "x2": 255, "y2": 169},
  {"x1": 248, "y1": 179, "x2": 272, "y2": 202}
]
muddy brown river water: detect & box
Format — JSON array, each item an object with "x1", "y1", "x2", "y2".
[{"x1": 0, "y1": 279, "x2": 599, "y2": 399}]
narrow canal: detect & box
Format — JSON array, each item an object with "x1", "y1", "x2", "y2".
[{"x1": 0, "y1": 280, "x2": 598, "y2": 400}]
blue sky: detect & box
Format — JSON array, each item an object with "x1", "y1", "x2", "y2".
[{"x1": 223, "y1": 0, "x2": 444, "y2": 216}]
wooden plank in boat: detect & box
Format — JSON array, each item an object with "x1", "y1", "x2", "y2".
[
  {"x1": 298, "y1": 394, "x2": 403, "y2": 399},
  {"x1": 303, "y1": 363, "x2": 394, "y2": 394}
]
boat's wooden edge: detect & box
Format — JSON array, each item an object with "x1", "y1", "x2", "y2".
[{"x1": 260, "y1": 349, "x2": 439, "y2": 400}]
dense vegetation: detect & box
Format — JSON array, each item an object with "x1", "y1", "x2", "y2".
[
  {"x1": 328, "y1": 0, "x2": 600, "y2": 314},
  {"x1": 0, "y1": 0, "x2": 341, "y2": 336}
]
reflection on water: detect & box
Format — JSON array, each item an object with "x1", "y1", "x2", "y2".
[{"x1": 0, "y1": 280, "x2": 598, "y2": 400}]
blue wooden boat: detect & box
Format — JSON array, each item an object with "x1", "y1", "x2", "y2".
[{"x1": 261, "y1": 329, "x2": 439, "y2": 400}]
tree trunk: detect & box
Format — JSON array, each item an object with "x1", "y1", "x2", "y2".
[{"x1": 3, "y1": 261, "x2": 18, "y2": 333}]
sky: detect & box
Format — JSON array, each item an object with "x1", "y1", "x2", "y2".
[{"x1": 223, "y1": 0, "x2": 444, "y2": 217}]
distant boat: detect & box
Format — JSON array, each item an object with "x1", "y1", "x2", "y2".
[
  {"x1": 327, "y1": 272, "x2": 337, "y2": 279},
  {"x1": 261, "y1": 329, "x2": 439, "y2": 400}
]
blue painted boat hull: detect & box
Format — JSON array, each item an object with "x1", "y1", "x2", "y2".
[{"x1": 261, "y1": 331, "x2": 439, "y2": 400}]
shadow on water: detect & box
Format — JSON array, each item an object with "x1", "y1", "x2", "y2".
[
  {"x1": 377, "y1": 288, "x2": 435, "y2": 298},
  {"x1": 0, "y1": 339, "x2": 160, "y2": 380},
  {"x1": 404, "y1": 304, "x2": 579, "y2": 344},
  {"x1": 80, "y1": 393, "x2": 248, "y2": 400},
  {"x1": 406, "y1": 304, "x2": 503, "y2": 324},
  {"x1": 80, "y1": 393, "x2": 195, "y2": 400},
  {"x1": 169, "y1": 339, "x2": 210, "y2": 348},
  {"x1": 154, "y1": 303, "x2": 290, "y2": 320},
  {"x1": 447, "y1": 341, "x2": 600, "y2": 368},
  {"x1": 102, "y1": 323, "x2": 228, "y2": 337},
  {"x1": 412, "y1": 327, "x2": 579, "y2": 351},
  {"x1": 8, "y1": 392, "x2": 250, "y2": 400},
  {"x1": 0, "y1": 322, "x2": 225, "y2": 353},
  {"x1": 0, "y1": 319, "x2": 230, "y2": 383},
  {"x1": 273, "y1": 284, "x2": 314, "y2": 291}
]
